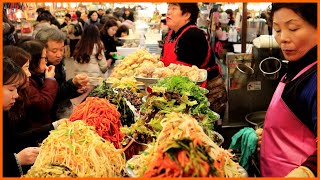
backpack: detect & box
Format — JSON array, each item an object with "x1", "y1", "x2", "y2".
[{"x1": 72, "y1": 23, "x2": 83, "y2": 36}]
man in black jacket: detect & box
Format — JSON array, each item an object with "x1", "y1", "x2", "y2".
[
  {"x1": 35, "y1": 28, "x2": 89, "y2": 120},
  {"x1": 75, "y1": 10, "x2": 85, "y2": 27},
  {"x1": 60, "y1": 13, "x2": 71, "y2": 28}
]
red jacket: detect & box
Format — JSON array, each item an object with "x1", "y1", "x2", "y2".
[{"x1": 27, "y1": 75, "x2": 58, "y2": 128}]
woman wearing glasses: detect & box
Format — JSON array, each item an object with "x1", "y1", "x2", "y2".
[{"x1": 19, "y1": 40, "x2": 58, "y2": 128}]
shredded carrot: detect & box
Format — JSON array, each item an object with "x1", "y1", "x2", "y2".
[
  {"x1": 177, "y1": 150, "x2": 189, "y2": 167},
  {"x1": 69, "y1": 97, "x2": 124, "y2": 148},
  {"x1": 144, "y1": 153, "x2": 182, "y2": 178},
  {"x1": 116, "y1": 138, "x2": 134, "y2": 154},
  {"x1": 130, "y1": 113, "x2": 241, "y2": 178}
]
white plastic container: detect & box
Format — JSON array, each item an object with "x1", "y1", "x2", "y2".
[{"x1": 116, "y1": 47, "x2": 139, "y2": 57}]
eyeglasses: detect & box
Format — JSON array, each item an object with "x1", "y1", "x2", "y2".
[{"x1": 41, "y1": 57, "x2": 48, "y2": 62}]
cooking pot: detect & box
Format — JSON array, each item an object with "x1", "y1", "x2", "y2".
[
  {"x1": 259, "y1": 57, "x2": 282, "y2": 80},
  {"x1": 233, "y1": 64, "x2": 254, "y2": 89},
  {"x1": 245, "y1": 111, "x2": 266, "y2": 129}
]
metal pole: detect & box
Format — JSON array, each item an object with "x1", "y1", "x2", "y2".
[{"x1": 241, "y1": 3, "x2": 247, "y2": 53}]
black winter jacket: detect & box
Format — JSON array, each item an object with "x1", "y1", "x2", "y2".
[
  {"x1": 48, "y1": 60, "x2": 81, "y2": 120},
  {"x1": 3, "y1": 111, "x2": 54, "y2": 177}
]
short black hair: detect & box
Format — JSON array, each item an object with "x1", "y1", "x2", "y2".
[
  {"x1": 75, "y1": 10, "x2": 81, "y2": 18},
  {"x1": 36, "y1": 11, "x2": 52, "y2": 22},
  {"x1": 169, "y1": 3, "x2": 199, "y2": 24},
  {"x1": 19, "y1": 40, "x2": 46, "y2": 73},
  {"x1": 268, "y1": 3, "x2": 317, "y2": 28},
  {"x1": 88, "y1": 10, "x2": 98, "y2": 19},
  {"x1": 3, "y1": 56, "x2": 27, "y2": 88},
  {"x1": 225, "y1": 9, "x2": 233, "y2": 18},
  {"x1": 106, "y1": 9, "x2": 112, "y2": 14},
  {"x1": 101, "y1": 19, "x2": 118, "y2": 37},
  {"x1": 116, "y1": 25, "x2": 129, "y2": 37},
  {"x1": 65, "y1": 13, "x2": 71, "y2": 18},
  {"x1": 36, "y1": 7, "x2": 45, "y2": 14}
]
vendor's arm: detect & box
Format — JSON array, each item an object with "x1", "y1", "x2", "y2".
[
  {"x1": 176, "y1": 28, "x2": 208, "y2": 67},
  {"x1": 300, "y1": 88, "x2": 317, "y2": 176}
]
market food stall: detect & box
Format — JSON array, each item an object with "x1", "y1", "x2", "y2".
[
  {"x1": 3, "y1": 2, "x2": 286, "y2": 177},
  {"x1": 21, "y1": 48, "x2": 248, "y2": 178}
]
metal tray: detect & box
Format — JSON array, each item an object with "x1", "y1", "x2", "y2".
[
  {"x1": 200, "y1": 87, "x2": 209, "y2": 94},
  {"x1": 212, "y1": 131, "x2": 224, "y2": 146},
  {"x1": 126, "y1": 155, "x2": 248, "y2": 178},
  {"x1": 134, "y1": 76, "x2": 160, "y2": 85},
  {"x1": 126, "y1": 155, "x2": 140, "y2": 178},
  {"x1": 195, "y1": 69, "x2": 208, "y2": 85},
  {"x1": 105, "y1": 81, "x2": 145, "y2": 90}
]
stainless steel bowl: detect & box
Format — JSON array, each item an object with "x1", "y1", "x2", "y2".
[
  {"x1": 259, "y1": 57, "x2": 282, "y2": 80},
  {"x1": 238, "y1": 165, "x2": 248, "y2": 177},
  {"x1": 245, "y1": 111, "x2": 266, "y2": 129}
]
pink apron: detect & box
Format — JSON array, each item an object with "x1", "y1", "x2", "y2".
[{"x1": 260, "y1": 61, "x2": 317, "y2": 177}]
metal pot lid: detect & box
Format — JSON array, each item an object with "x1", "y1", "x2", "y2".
[{"x1": 245, "y1": 111, "x2": 266, "y2": 126}]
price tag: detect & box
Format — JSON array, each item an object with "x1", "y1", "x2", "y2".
[{"x1": 247, "y1": 81, "x2": 261, "y2": 91}]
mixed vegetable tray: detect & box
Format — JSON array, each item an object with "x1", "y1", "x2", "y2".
[{"x1": 24, "y1": 49, "x2": 247, "y2": 178}]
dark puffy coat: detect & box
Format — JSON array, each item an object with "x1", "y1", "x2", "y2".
[
  {"x1": 49, "y1": 61, "x2": 81, "y2": 120},
  {"x1": 3, "y1": 111, "x2": 54, "y2": 177},
  {"x1": 84, "y1": 19, "x2": 103, "y2": 30},
  {"x1": 100, "y1": 33, "x2": 117, "y2": 63}
]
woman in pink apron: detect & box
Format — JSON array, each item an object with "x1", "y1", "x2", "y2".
[
  {"x1": 259, "y1": 3, "x2": 317, "y2": 177},
  {"x1": 161, "y1": 3, "x2": 227, "y2": 119}
]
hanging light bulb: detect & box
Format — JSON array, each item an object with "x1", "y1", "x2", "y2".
[{"x1": 44, "y1": 2, "x2": 52, "y2": 7}]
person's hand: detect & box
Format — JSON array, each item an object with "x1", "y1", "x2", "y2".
[
  {"x1": 72, "y1": 73, "x2": 89, "y2": 87},
  {"x1": 110, "y1": 52, "x2": 119, "y2": 55},
  {"x1": 56, "y1": 118, "x2": 68, "y2": 126},
  {"x1": 106, "y1": 59, "x2": 113, "y2": 68},
  {"x1": 77, "y1": 85, "x2": 89, "y2": 94},
  {"x1": 16, "y1": 147, "x2": 40, "y2": 165},
  {"x1": 52, "y1": 118, "x2": 68, "y2": 129},
  {"x1": 45, "y1": 65, "x2": 55, "y2": 78},
  {"x1": 285, "y1": 166, "x2": 314, "y2": 177},
  {"x1": 256, "y1": 128, "x2": 263, "y2": 152}
]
